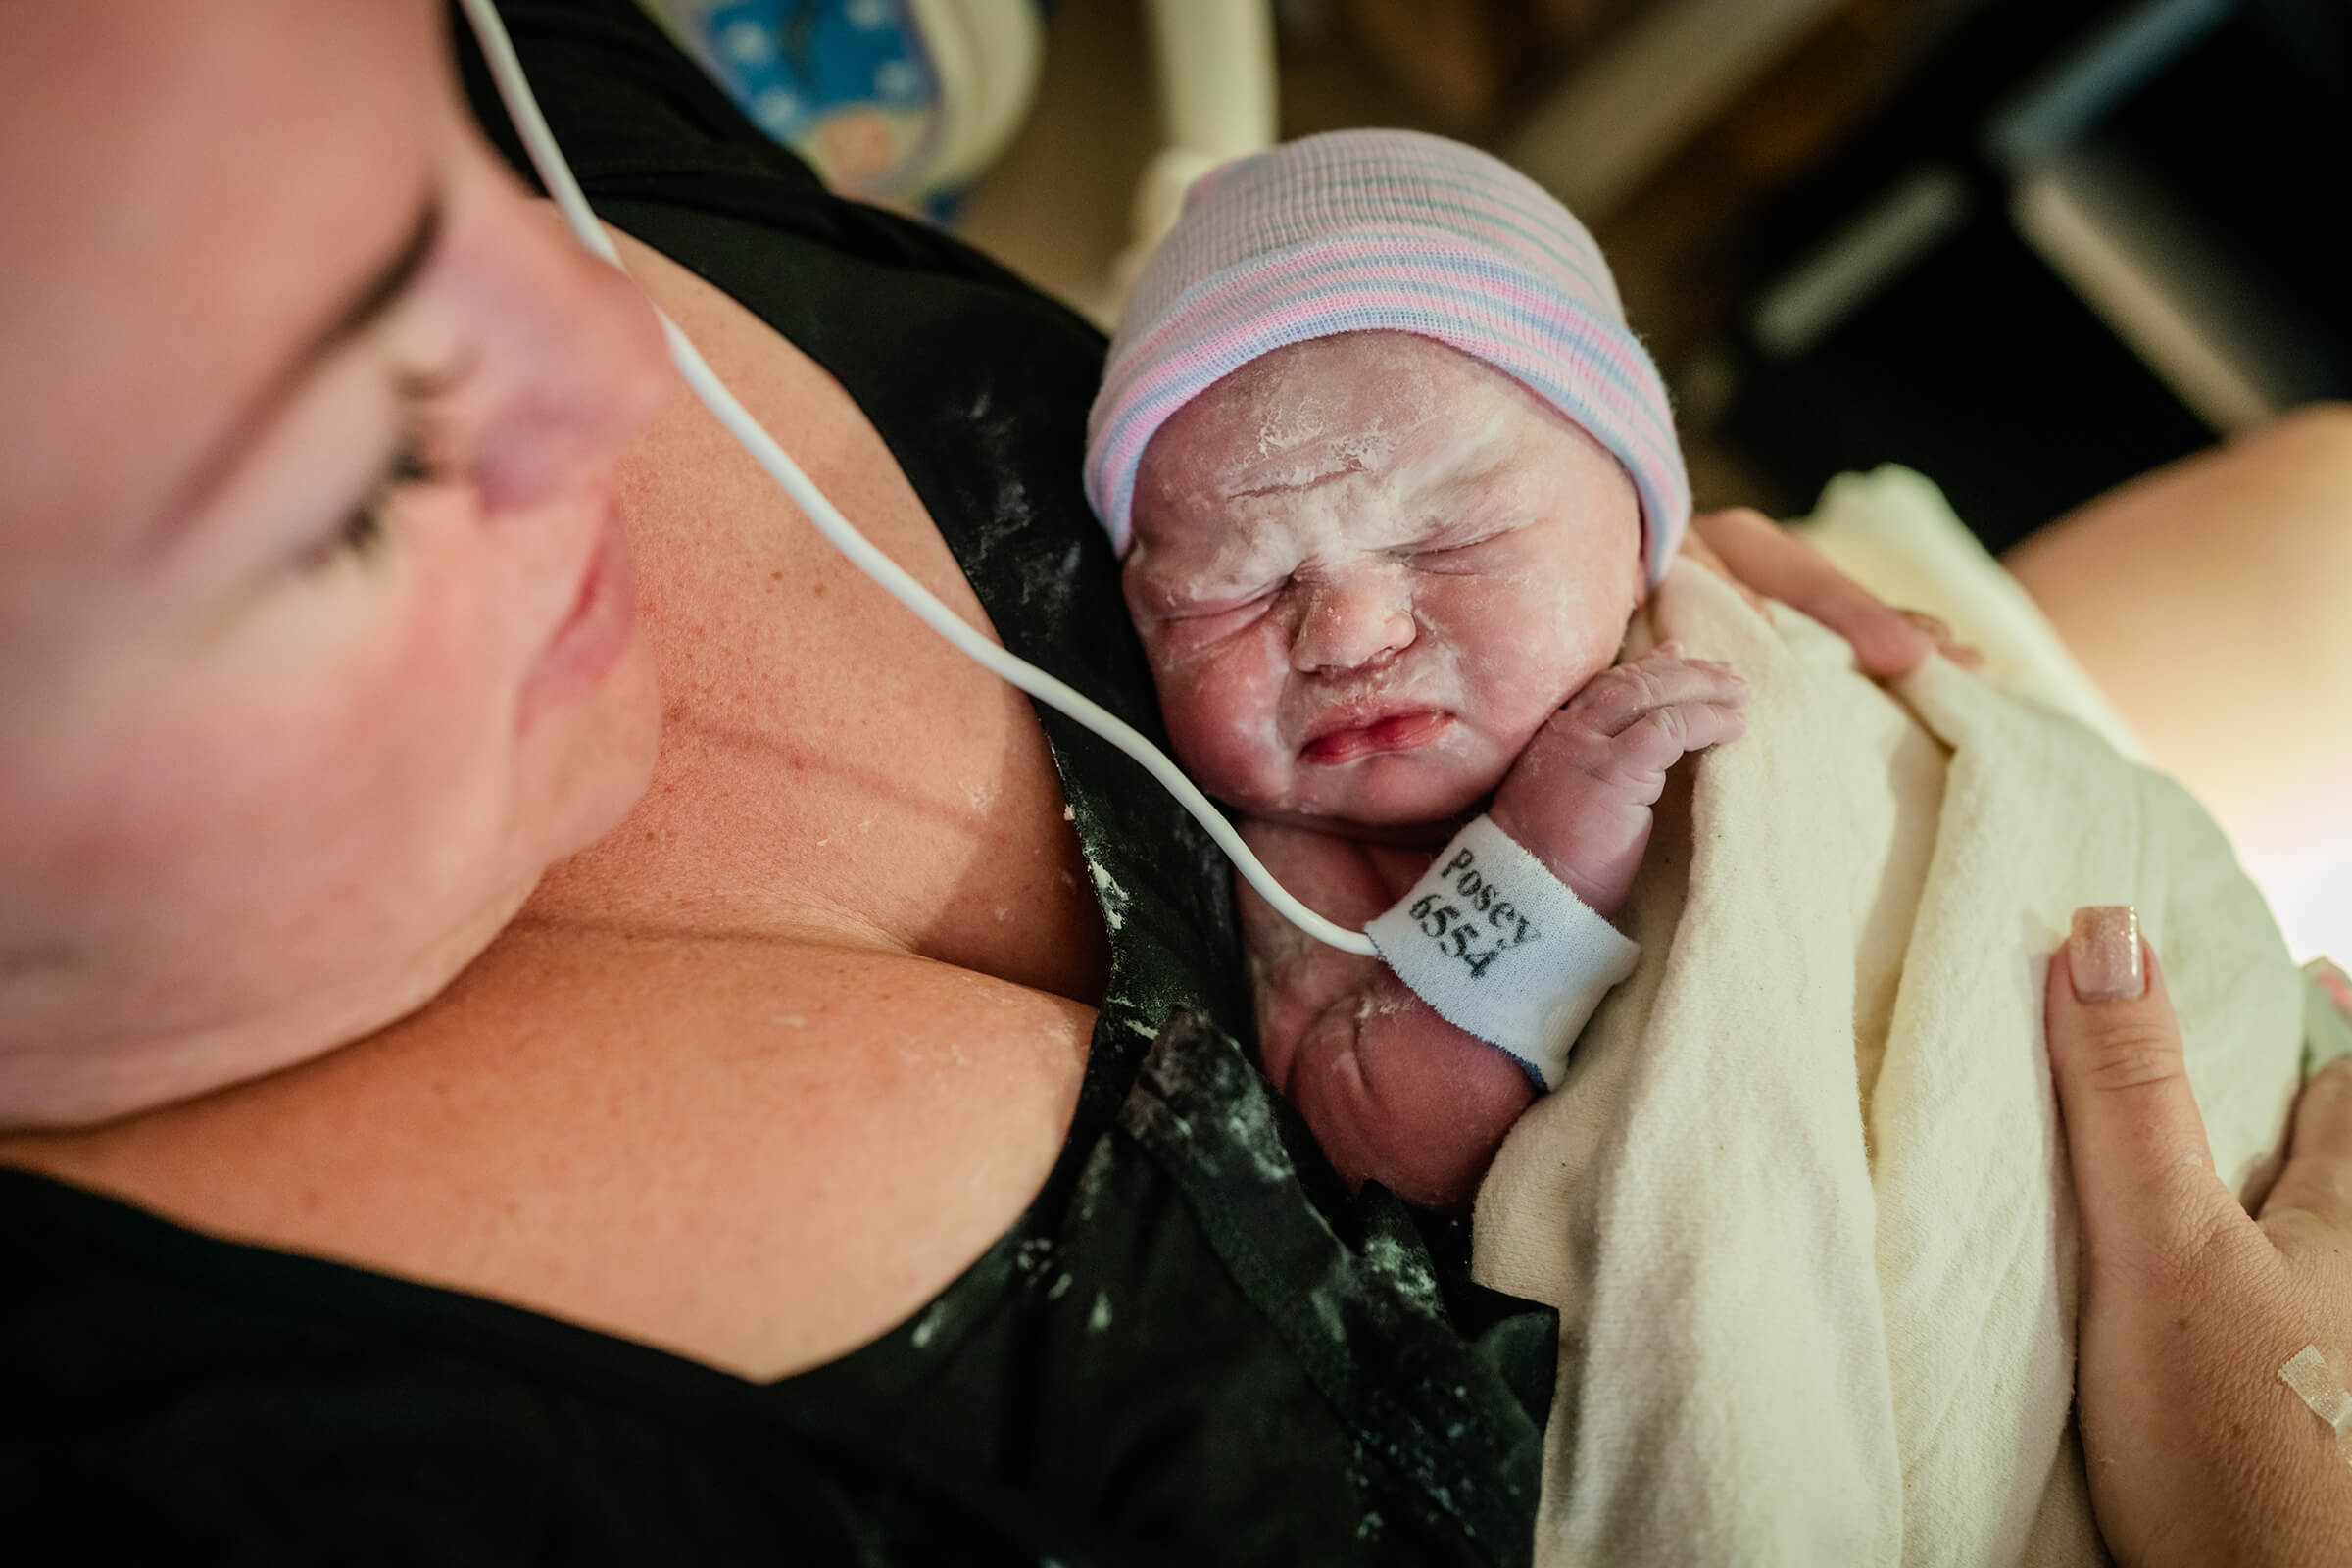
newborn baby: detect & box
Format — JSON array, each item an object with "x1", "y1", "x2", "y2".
[
  {"x1": 1093, "y1": 131, "x2": 2316, "y2": 1563},
  {"x1": 1086, "y1": 131, "x2": 1741, "y2": 1206}
]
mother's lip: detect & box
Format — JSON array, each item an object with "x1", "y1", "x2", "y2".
[
  {"x1": 1300, "y1": 708, "x2": 1452, "y2": 765},
  {"x1": 516, "y1": 503, "x2": 634, "y2": 731}
]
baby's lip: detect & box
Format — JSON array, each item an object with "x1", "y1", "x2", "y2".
[{"x1": 1299, "y1": 702, "x2": 1453, "y2": 765}]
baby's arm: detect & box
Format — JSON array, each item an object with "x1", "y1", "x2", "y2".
[
  {"x1": 1241, "y1": 820, "x2": 1538, "y2": 1209},
  {"x1": 1246, "y1": 646, "x2": 1747, "y2": 1209}
]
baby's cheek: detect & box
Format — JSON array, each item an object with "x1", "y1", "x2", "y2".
[
  {"x1": 1153, "y1": 635, "x2": 1291, "y2": 805},
  {"x1": 1450, "y1": 574, "x2": 1626, "y2": 738}
]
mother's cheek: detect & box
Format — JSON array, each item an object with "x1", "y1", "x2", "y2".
[{"x1": 124, "y1": 546, "x2": 514, "y2": 942}]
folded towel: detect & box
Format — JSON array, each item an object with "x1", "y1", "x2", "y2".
[{"x1": 1473, "y1": 555, "x2": 2305, "y2": 1566}]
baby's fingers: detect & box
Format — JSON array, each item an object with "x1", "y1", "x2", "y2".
[
  {"x1": 1570, "y1": 650, "x2": 1747, "y2": 739},
  {"x1": 1595, "y1": 699, "x2": 1748, "y2": 787}
]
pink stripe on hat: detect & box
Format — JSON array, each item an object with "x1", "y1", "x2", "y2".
[{"x1": 1085, "y1": 129, "x2": 1689, "y2": 584}]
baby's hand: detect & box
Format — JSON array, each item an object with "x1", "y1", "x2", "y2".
[{"x1": 1489, "y1": 643, "x2": 1747, "y2": 914}]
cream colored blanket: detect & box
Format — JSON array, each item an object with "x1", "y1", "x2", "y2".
[{"x1": 1472, "y1": 557, "x2": 2306, "y2": 1566}]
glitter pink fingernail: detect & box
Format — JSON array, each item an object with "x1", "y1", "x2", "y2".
[{"x1": 2069, "y1": 906, "x2": 2145, "y2": 1002}]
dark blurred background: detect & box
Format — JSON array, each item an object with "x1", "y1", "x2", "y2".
[{"x1": 942, "y1": 0, "x2": 2350, "y2": 552}]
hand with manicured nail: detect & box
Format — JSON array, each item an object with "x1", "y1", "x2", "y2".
[{"x1": 2047, "y1": 906, "x2": 2352, "y2": 1563}]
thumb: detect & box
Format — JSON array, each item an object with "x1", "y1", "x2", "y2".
[{"x1": 2045, "y1": 906, "x2": 2237, "y2": 1269}]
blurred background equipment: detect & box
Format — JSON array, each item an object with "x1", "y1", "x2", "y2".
[
  {"x1": 1106, "y1": 0, "x2": 1280, "y2": 306},
  {"x1": 949, "y1": 0, "x2": 2348, "y2": 545},
  {"x1": 1715, "y1": 0, "x2": 2351, "y2": 553},
  {"x1": 636, "y1": 0, "x2": 1047, "y2": 206},
  {"x1": 640, "y1": 0, "x2": 1282, "y2": 311}
]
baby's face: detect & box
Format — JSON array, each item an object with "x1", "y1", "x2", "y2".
[{"x1": 1124, "y1": 331, "x2": 1643, "y2": 831}]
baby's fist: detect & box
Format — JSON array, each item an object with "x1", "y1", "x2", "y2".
[{"x1": 1489, "y1": 644, "x2": 1747, "y2": 913}]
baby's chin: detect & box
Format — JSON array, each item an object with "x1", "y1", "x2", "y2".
[{"x1": 1249, "y1": 751, "x2": 1507, "y2": 838}]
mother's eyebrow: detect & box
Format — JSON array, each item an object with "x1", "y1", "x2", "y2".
[
  {"x1": 311, "y1": 194, "x2": 443, "y2": 366},
  {"x1": 148, "y1": 193, "x2": 443, "y2": 547}
]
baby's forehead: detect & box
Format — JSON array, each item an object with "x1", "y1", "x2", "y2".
[
  {"x1": 1138, "y1": 334, "x2": 1563, "y2": 514},
  {"x1": 1195, "y1": 333, "x2": 1513, "y2": 441}
]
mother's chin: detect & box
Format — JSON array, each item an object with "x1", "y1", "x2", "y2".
[
  {"x1": 0, "y1": 866, "x2": 537, "y2": 1129},
  {"x1": 0, "y1": 618, "x2": 662, "y2": 1135}
]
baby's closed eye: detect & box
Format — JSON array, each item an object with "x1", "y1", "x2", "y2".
[
  {"x1": 1156, "y1": 585, "x2": 1284, "y2": 641},
  {"x1": 1406, "y1": 530, "x2": 1517, "y2": 573}
]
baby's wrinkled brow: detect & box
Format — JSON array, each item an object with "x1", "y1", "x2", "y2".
[{"x1": 1224, "y1": 457, "x2": 1368, "y2": 502}]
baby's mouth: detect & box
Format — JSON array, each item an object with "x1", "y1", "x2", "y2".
[{"x1": 1299, "y1": 707, "x2": 1454, "y2": 765}]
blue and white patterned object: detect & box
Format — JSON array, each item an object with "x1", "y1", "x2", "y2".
[{"x1": 640, "y1": 0, "x2": 943, "y2": 198}]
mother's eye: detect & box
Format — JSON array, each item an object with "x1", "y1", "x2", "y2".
[
  {"x1": 299, "y1": 434, "x2": 430, "y2": 573},
  {"x1": 294, "y1": 356, "x2": 474, "y2": 574}
]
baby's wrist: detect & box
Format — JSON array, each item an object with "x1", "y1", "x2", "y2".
[
  {"x1": 1485, "y1": 799, "x2": 1631, "y2": 916},
  {"x1": 1365, "y1": 814, "x2": 1641, "y2": 1091}
]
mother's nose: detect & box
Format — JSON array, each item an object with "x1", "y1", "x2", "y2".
[
  {"x1": 463, "y1": 187, "x2": 672, "y2": 514},
  {"x1": 1290, "y1": 568, "x2": 1417, "y2": 676}
]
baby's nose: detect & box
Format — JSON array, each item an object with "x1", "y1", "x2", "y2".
[{"x1": 1291, "y1": 571, "x2": 1417, "y2": 676}]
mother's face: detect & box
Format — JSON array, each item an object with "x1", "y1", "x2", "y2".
[{"x1": 0, "y1": 1, "x2": 671, "y2": 1121}]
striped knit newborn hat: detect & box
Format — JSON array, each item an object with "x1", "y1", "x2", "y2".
[{"x1": 1085, "y1": 129, "x2": 1688, "y2": 584}]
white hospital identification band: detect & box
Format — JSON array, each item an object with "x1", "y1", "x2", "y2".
[{"x1": 1364, "y1": 815, "x2": 1640, "y2": 1091}]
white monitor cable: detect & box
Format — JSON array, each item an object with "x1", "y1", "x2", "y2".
[{"x1": 454, "y1": 0, "x2": 1376, "y2": 957}]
